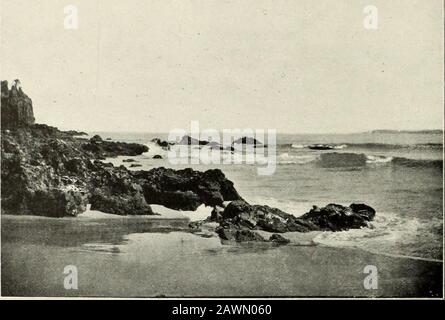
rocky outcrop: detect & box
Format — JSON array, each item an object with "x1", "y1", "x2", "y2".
[
  {"x1": 1, "y1": 122, "x2": 242, "y2": 217},
  {"x1": 210, "y1": 200, "x2": 376, "y2": 241},
  {"x1": 177, "y1": 135, "x2": 209, "y2": 145},
  {"x1": 1, "y1": 80, "x2": 35, "y2": 129},
  {"x1": 151, "y1": 138, "x2": 171, "y2": 150},
  {"x1": 132, "y1": 167, "x2": 242, "y2": 211},
  {"x1": 300, "y1": 203, "x2": 375, "y2": 231},
  {"x1": 215, "y1": 200, "x2": 317, "y2": 233},
  {"x1": 1, "y1": 81, "x2": 243, "y2": 218},
  {"x1": 82, "y1": 134, "x2": 148, "y2": 159},
  {"x1": 233, "y1": 137, "x2": 263, "y2": 146}
]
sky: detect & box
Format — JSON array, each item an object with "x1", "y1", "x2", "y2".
[{"x1": 1, "y1": 0, "x2": 443, "y2": 133}]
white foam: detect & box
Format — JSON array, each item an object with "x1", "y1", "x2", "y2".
[
  {"x1": 313, "y1": 211, "x2": 443, "y2": 261},
  {"x1": 366, "y1": 155, "x2": 393, "y2": 164}
]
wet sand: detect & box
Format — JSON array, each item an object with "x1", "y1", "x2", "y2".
[{"x1": 1, "y1": 214, "x2": 442, "y2": 298}]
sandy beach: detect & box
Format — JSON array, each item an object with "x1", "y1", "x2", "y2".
[{"x1": 1, "y1": 214, "x2": 442, "y2": 298}]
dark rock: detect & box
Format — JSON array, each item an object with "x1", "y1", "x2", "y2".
[
  {"x1": 221, "y1": 200, "x2": 316, "y2": 233},
  {"x1": 62, "y1": 130, "x2": 88, "y2": 136},
  {"x1": 300, "y1": 203, "x2": 375, "y2": 231},
  {"x1": 269, "y1": 234, "x2": 290, "y2": 244},
  {"x1": 90, "y1": 189, "x2": 152, "y2": 215},
  {"x1": 90, "y1": 134, "x2": 103, "y2": 143},
  {"x1": 151, "y1": 138, "x2": 171, "y2": 150},
  {"x1": 123, "y1": 159, "x2": 137, "y2": 163},
  {"x1": 308, "y1": 144, "x2": 335, "y2": 150},
  {"x1": 177, "y1": 135, "x2": 209, "y2": 146},
  {"x1": 214, "y1": 200, "x2": 377, "y2": 240},
  {"x1": 216, "y1": 226, "x2": 266, "y2": 242},
  {"x1": 1, "y1": 80, "x2": 35, "y2": 129},
  {"x1": 130, "y1": 164, "x2": 142, "y2": 168},
  {"x1": 233, "y1": 137, "x2": 263, "y2": 146},
  {"x1": 153, "y1": 155, "x2": 163, "y2": 159},
  {"x1": 1, "y1": 81, "x2": 243, "y2": 218},
  {"x1": 82, "y1": 138, "x2": 148, "y2": 158},
  {"x1": 349, "y1": 203, "x2": 376, "y2": 221},
  {"x1": 133, "y1": 167, "x2": 242, "y2": 210}
]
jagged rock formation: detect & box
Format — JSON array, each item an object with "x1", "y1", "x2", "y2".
[
  {"x1": 212, "y1": 200, "x2": 376, "y2": 241},
  {"x1": 1, "y1": 125, "x2": 242, "y2": 217},
  {"x1": 1, "y1": 81, "x2": 241, "y2": 217},
  {"x1": 1, "y1": 80, "x2": 35, "y2": 129},
  {"x1": 133, "y1": 168, "x2": 241, "y2": 211}
]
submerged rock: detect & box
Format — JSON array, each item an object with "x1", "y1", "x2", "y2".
[
  {"x1": 269, "y1": 234, "x2": 290, "y2": 244},
  {"x1": 216, "y1": 226, "x2": 266, "y2": 242}
]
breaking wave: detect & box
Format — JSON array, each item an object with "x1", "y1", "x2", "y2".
[
  {"x1": 317, "y1": 152, "x2": 442, "y2": 169},
  {"x1": 313, "y1": 211, "x2": 443, "y2": 261}
]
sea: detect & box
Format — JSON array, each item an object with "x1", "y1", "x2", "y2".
[
  {"x1": 101, "y1": 131, "x2": 444, "y2": 261},
  {"x1": 1, "y1": 131, "x2": 443, "y2": 297}
]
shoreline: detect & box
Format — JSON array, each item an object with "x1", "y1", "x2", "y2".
[
  {"x1": 2, "y1": 213, "x2": 442, "y2": 264},
  {"x1": 2, "y1": 216, "x2": 442, "y2": 297}
]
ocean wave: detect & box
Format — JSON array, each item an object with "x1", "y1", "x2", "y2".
[
  {"x1": 392, "y1": 157, "x2": 443, "y2": 169},
  {"x1": 245, "y1": 197, "x2": 443, "y2": 261},
  {"x1": 313, "y1": 212, "x2": 443, "y2": 261},
  {"x1": 346, "y1": 142, "x2": 443, "y2": 150},
  {"x1": 365, "y1": 155, "x2": 393, "y2": 164},
  {"x1": 318, "y1": 152, "x2": 442, "y2": 169},
  {"x1": 276, "y1": 153, "x2": 318, "y2": 165},
  {"x1": 281, "y1": 142, "x2": 442, "y2": 151}
]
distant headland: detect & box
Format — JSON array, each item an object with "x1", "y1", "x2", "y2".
[{"x1": 366, "y1": 129, "x2": 443, "y2": 134}]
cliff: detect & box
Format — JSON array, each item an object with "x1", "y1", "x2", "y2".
[{"x1": 1, "y1": 80, "x2": 35, "y2": 129}]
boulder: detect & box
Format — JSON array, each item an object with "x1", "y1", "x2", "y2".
[
  {"x1": 133, "y1": 167, "x2": 242, "y2": 210},
  {"x1": 220, "y1": 200, "x2": 317, "y2": 233},
  {"x1": 300, "y1": 203, "x2": 375, "y2": 231}
]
